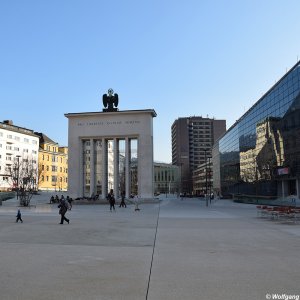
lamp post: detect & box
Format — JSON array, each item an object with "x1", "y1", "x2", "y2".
[
  {"x1": 179, "y1": 162, "x2": 183, "y2": 198},
  {"x1": 208, "y1": 157, "x2": 212, "y2": 204},
  {"x1": 16, "y1": 155, "x2": 21, "y2": 200},
  {"x1": 204, "y1": 149, "x2": 212, "y2": 207},
  {"x1": 204, "y1": 149, "x2": 208, "y2": 207}
]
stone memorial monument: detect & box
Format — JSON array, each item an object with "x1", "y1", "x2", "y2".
[{"x1": 65, "y1": 89, "x2": 156, "y2": 199}]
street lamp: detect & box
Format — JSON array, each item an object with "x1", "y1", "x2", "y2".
[
  {"x1": 204, "y1": 149, "x2": 212, "y2": 207},
  {"x1": 16, "y1": 155, "x2": 21, "y2": 199},
  {"x1": 208, "y1": 157, "x2": 212, "y2": 204}
]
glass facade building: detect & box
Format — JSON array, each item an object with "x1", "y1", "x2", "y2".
[{"x1": 217, "y1": 62, "x2": 300, "y2": 199}]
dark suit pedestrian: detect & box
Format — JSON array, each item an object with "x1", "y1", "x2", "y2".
[
  {"x1": 58, "y1": 200, "x2": 70, "y2": 224},
  {"x1": 119, "y1": 191, "x2": 126, "y2": 208},
  {"x1": 107, "y1": 189, "x2": 116, "y2": 211},
  {"x1": 16, "y1": 209, "x2": 23, "y2": 223}
]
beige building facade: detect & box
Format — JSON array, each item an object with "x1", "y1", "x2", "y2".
[{"x1": 36, "y1": 133, "x2": 68, "y2": 192}]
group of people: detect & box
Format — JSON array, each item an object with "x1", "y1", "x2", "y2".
[
  {"x1": 15, "y1": 190, "x2": 139, "y2": 224},
  {"x1": 107, "y1": 189, "x2": 127, "y2": 211},
  {"x1": 50, "y1": 195, "x2": 73, "y2": 209},
  {"x1": 107, "y1": 190, "x2": 140, "y2": 211}
]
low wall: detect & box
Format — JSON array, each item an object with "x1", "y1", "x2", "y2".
[{"x1": 0, "y1": 192, "x2": 16, "y2": 203}]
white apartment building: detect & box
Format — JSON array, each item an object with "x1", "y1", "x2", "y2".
[{"x1": 0, "y1": 120, "x2": 39, "y2": 191}]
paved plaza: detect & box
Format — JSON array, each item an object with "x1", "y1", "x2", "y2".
[{"x1": 0, "y1": 193, "x2": 300, "y2": 300}]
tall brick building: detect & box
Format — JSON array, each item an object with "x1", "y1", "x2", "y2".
[{"x1": 171, "y1": 116, "x2": 226, "y2": 193}]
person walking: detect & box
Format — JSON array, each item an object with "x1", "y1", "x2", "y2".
[
  {"x1": 58, "y1": 198, "x2": 70, "y2": 224},
  {"x1": 16, "y1": 209, "x2": 23, "y2": 223},
  {"x1": 119, "y1": 191, "x2": 127, "y2": 208},
  {"x1": 131, "y1": 194, "x2": 140, "y2": 211},
  {"x1": 107, "y1": 189, "x2": 116, "y2": 212}
]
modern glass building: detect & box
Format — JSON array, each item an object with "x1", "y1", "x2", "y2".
[{"x1": 216, "y1": 61, "x2": 300, "y2": 200}]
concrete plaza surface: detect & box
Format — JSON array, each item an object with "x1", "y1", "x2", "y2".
[{"x1": 0, "y1": 194, "x2": 300, "y2": 300}]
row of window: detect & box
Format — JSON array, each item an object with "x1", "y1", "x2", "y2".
[
  {"x1": 41, "y1": 165, "x2": 67, "y2": 173},
  {"x1": 2, "y1": 146, "x2": 37, "y2": 154},
  {"x1": 40, "y1": 175, "x2": 68, "y2": 183},
  {"x1": 42, "y1": 154, "x2": 66, "y2": 163},
  {"x1": 45, "y1": 145, "x2": 59, "y2": 152},
  {"x1": 3, "y1": 156, "x2": 37, "y2": 163},
  {"x1": 154, "y1": 170, "x2": 176, "y2": 182},
  {"x1": 0, "y1": 132, "x2": 38, "y2": 144}
]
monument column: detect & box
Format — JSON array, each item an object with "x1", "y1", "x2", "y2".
[
  {"x1": 138, "y1": 134, "x2": 154, "y2": 198},
  {"x1": 113, "y1": 138, "x2": 119, "y2": 198},
  {"x1": 79, "y1": 139, "x2": 84, "y2": 198},
  {"x1": 90, "y1": 139, "x2": 95, "y2": 197},
  {"x1": 101, "y1": 138, "x2": 108, "y2": 199},
  {"x1": 125, "y1": 137, "x2": 130, "y2": 198}
]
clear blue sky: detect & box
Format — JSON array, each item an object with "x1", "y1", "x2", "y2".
[{"x1": 1, "y1": 0, "x2": 300, "y2": 162}]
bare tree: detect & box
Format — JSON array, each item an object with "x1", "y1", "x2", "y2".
[{"x1": 5, "y1": 156, "x2": 38, "y2": 206}]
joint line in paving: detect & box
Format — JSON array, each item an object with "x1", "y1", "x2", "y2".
[{"x1": 145, "y1": 201, "x2": 161, "y2": 300}]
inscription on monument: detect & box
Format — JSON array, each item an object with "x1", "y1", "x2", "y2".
[{"x1": 77, "y1": 120, "x2": 140, "y2": 126}]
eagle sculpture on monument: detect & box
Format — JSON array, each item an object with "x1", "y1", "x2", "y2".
[{"x1": 102, "y1": 88, "x2": 119, "y2": 112}]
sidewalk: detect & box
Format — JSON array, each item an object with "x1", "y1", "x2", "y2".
[{"x1": 0, "y1": 194, "x2": 300, "y2": 300}]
